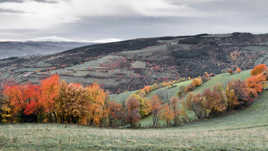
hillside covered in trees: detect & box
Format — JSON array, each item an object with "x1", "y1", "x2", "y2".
[{"x1": 1, "y1": 32, "x2": 268, "y2": 93}]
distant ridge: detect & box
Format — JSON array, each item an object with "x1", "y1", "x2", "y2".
[{"x1": 1, "y1": 32, "x2": 268, "y2": 93}]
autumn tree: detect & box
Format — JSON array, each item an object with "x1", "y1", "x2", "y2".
[
  {"x1": 235, "y1": 67, "x2": 241, "y2": 73},
  {"x1": 107, "y1": 101, "x2": 124, "y2": 127},
  {"x1": 127, "y1": 94, "x2": 151, "y2": 118},
  {"x1": 40, "y1": 74, "x2": 60, "y2": 121},
  {"x1": 125, "y1": 96, "x2": 141, "y2": 128},
  {"x1": 160, "y1": 104, "x2": 174, "y2": 127},
  {"x1": 226, "y1": 80, "x2": 251, "y2": 108},
  {"x1": 251, "y1": 64, "x2": 267, "y2": 76},
  {"x1": 169, "y1": 97, "x2": 181, "y2": 126},
  {"x1": 150, "y1": 95, "x2": 162, "y2": 128},
  {"x1": 192, "y1": 77, "x2": 203, "y2": 87},
  {"x1": 246, "y1": 73, "x2": 266, "y2": 97},
  {"x1": 227, "y1": 68, "x2": 233, "y2": 75},
  {"x1": 53, "y1": 82, "x2": 108, "y2": 126}
]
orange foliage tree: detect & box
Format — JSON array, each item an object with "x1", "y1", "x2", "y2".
[
  {"x1": 2, "y1": 75, "x2": 60, "y2": 122},
  {"x1": 125, "y1": 96, "x2": 141, "y2": 128},
  {"x1": 246, "y1": 73, "x2": 266, "y2": 97},
  {"x1": 107, "y1": 101, "x2": 124, "y2": 127},
  {"x1": 150, "y1": 95, "x2": 162, "y2": 128},
  {"x1": 235, "y1": 67, "x2": 241, "y2": 73},
  {"x1": 169, "y1": 97, "x2": 181, "y2": 126},
  {"x1": 226, "y1": 80, "x2": 252, "y2": 108},
  {"x1": 160, "y1": 104, "x2": 174, "y2": 126},
  {"x1": 53, "y1": 81, "x2": 108, "y2": 126},
  {"x1": 251, "y1": 64, "x2": 267, "y2": 76}
]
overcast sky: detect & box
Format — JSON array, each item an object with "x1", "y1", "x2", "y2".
[{"x1": 0, "y1": 0, "x2": 267, "y2": 42}]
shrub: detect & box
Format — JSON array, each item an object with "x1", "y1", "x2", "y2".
[
  {"x1": 251, "y1": 64, "x2": 267, "y2": 76},
  {"x1": 184, "y1": 77, "x2": 203, "y2": 93}
]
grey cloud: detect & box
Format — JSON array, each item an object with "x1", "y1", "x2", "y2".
[
  {"x1": 0, "y1": 0, "x2": 23, "y2": 3},
  {"x1": 0, "y1": 0, "x2": 59, "y2": 3},
  {"x1": 32, "y1": 0, "x2": 58, "y2": 3},
  {"x1": 1, "y1": 0, "x2": 268, "y2": 41},
  {"x1": 0, "y1": 8, "x2": 24, "y2": 13}
]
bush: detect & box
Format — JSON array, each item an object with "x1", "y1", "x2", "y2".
[
  {"x1": 184, "y1": 77, "x2": 203, "y2": 93},
  {"x1": 251, "y1": 64, "x2": 267, "y2": 76}
]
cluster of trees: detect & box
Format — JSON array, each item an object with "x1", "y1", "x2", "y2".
[
  {"x1": 0, "y1": 64, "x2": 267, "y2": 128},
  {"x1": 0, "y1": 75, "x2": 110, "y2": 126},
  {"x1": 0, "y1": 75, "x2": 184, "y2": 128},
  {"x1": 186, "y1": 64, "x2": 267, "y2": 119}
]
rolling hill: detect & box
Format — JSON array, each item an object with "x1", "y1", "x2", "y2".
[
  {"x1": 1, "y1": 32, "x2": 268, "y2": 94},
  {"x1": 1, "y1": 70, "x2": 268, "y2": 151},
  {"x1": 0, "y1": 41, "x2": 93, "y2": 59}
]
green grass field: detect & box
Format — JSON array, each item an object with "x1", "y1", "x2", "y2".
[{"x1": 1, "y1": 70, "x2": 268, "y2": 151}]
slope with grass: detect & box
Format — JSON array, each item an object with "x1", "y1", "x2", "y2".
[
  {"x1": 0, "y1": 90, "x2": 268, "y2": 151},
  {"x1": 1, "y1": 70, "x2": 268, "y2": 151}
]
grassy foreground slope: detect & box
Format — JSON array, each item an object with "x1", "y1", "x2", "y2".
[
  {"x1": 0, "y1": 91, "x2": 268, "y2": 151},
  {"x1": 1, "y1": 71, "x2": 268, "y2": 151}
]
